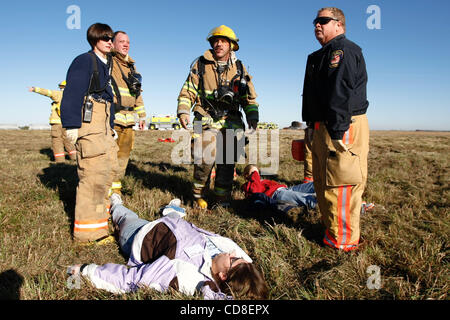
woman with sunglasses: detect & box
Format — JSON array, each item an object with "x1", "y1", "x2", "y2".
[
  {"x1": 60, "y1": 23, "x2": 121, "y2": 245},
  {"x1": 66, "y1": 195, "x2": 268, "y2": 299}
]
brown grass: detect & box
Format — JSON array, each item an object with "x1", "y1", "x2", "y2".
[{"x1": 0, "y1": 129, "x2": 448, "y2": 300}]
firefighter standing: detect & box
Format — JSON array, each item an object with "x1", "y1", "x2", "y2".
[
  {"x1": 302, "y1": 8, "x2": 370, "y2": 251},
  {"x1": 28, "y1": 81, "x2": 76, "y2": 163},
  {"x1": 110, "y1": 31, "x2": 147, "y2": 193},
  {"x1": 177, "y1": 25, "x2": 259, "y2": 209},
  {"x1": 60, "y1": 23, "x2": 121, "y2": 244}
]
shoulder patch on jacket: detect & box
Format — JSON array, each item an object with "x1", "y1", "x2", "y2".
[{"x1": 329, "y1": 50, "x2": 344, "y2": 68}]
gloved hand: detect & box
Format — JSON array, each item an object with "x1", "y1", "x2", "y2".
[
  {"x1": 331, "y1": 139, "x2": 349, "y2": 152},
  {"x1": 179, "y1": 114, "x2": 190, "y2": 129},
  {"x1": 66, "y1": 129, "x2": 78, "y2": 145},
  {"x1": 112, "y1": 129, "x2": 118, "y2": 140}
]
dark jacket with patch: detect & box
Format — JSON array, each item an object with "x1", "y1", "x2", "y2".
[{"x1": 302, "y1": 34, "x2": 369, "y2": 139}]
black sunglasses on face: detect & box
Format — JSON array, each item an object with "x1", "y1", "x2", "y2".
[
  {"x1": 100, "y1": 35, "x2": 113, "y2": 42},
  {"x1": 313, "y1": 16, "x2": 339, "y2": 25},
  {"x1": 228, "y1": 256, "x2": 240, "y2": 273}
]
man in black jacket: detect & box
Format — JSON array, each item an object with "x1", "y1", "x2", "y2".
[{"x1": 302, "y1": 7, "x2": 370, "y2": 251}]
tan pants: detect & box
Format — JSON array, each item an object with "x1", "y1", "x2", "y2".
[
  {"x1": 113, "y1": 124, "x2": 135, "y2": 180},
  {"x1": 73, "y1": 100, "x2": 120, "y2": 242},
  {"x1": 312, "y1": 114, "x2": 369, "y2": 251},
  {"x1": 51, "y1": 124, "x2": 76, "y2": 162}
]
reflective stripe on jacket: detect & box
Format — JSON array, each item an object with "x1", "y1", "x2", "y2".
[
  {"x1": 177, "y1": 50, "x2": 259, "y2": 126},
  {"x1": 111, "y1": 53, "x2": 146, "y2": 127}
]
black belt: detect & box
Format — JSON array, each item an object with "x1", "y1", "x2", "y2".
[{"x1": 120, "y1": 106, "x2": 134, "y2": 111}]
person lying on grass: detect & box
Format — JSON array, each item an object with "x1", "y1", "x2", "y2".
[
  {"x1": 242, "y1": 164, "x2": 374, "y2": 216},
  {"x1": 66, "y1": 195, "x2": 268, "y2": 300},
  {"x1": 242, "y1": 164, "x2": 317, "y2": 210}
]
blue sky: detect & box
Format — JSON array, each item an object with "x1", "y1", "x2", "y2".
[{"x1": 1, "y1": 0, "x2": 449, "y2": 130}]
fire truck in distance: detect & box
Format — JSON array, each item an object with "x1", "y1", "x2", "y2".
[{"x1": 147, "y1": 115, "x2": 181, "y2": 130}]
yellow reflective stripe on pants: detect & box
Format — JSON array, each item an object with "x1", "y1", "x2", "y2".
[{"x1": 111, "y1": 181, "x2": 122, "y2": 189}]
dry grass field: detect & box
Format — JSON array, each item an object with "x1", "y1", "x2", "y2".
[{"x1": 0, "y1": 129, "x2": 448, "y2": 301}]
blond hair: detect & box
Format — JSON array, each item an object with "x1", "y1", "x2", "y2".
[{"x1": 318, "y1": 7, "x2": 346, "y2": 32}]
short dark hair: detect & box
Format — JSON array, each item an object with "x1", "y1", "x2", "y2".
[{"x1": 87, "y1": 23, "x2": 114, "y2": 48}]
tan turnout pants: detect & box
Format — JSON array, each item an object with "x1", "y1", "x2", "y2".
[
  {"x1": 312, "y1": 114, "x2": 369, "y2": 251},
  {"x1": 113, "y1": 124, "x2": 135, "y2": 181},
  {"x1": 73, "y1": 99, "x2": 120, "y2": 242},
  {"x1": 51, "y1": 124, "x2": 76, "y2": 162}
]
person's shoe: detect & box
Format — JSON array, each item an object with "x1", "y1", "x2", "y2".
[
  {"x1": 195, "y1": 198, "x2": 208, "y2": 209},
  {"x1": 110, "y1": 193, "x2": 123, "y2": 209}
]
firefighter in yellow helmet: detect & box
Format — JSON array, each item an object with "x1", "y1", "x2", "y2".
[
  {"x1": 177, "y1": 25, "x2": 259, "y2": 209},
  {"x1": 28, "y1": 80, "x2": 76, "y2": 163}
]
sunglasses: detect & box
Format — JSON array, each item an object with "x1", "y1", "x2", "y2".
[
  {"x1": 228, "y1": 256, "x2": 240, "y2": 273},
  {"x1": 313, "y1": 16, "x2": 339, "y2": 25},
  {"x1": 100, "y1": 35, "x2": 113, "y2": 42}
]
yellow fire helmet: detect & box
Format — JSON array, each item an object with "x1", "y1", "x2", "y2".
[
  {"x1": 59, "y1": 80, "x2": 66, "y2": 87},
  {"x1": 206, "y1": 25, "x2": 239, "y2": 51}
]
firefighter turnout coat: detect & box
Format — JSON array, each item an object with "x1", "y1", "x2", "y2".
[
  {"x1": 176, "y1": 49, "x2": 259, "y2": 201},
  {"x1": 111, "y1": 52, "x2": 146, "y2": 127}
]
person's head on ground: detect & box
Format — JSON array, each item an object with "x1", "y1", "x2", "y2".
[
  {"x1": 211, "y1": 251, "x2": 268, "y2": 299},
  {"x1": 243, "y1": 164, "x2": 259, "y2": 180}
]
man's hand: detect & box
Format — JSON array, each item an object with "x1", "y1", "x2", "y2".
[
  {"x1": 179, "y1": 114, "x2": 190, "y2": 129},
  {"x1": 27, "y1": 87, "x2": 34, "y2": 92},
  {"x1": 66, "y1": 129, "x2": 79, "y2": 145},
  {"x1": 248, "y1": 120, "x2": 258, "y2": 130},
  {"x1": 138, "y1": 119, "x2": 146, "y2": 131},
  {"x1": 331, "y1": 139, "x2": 348, "y2": 152}
]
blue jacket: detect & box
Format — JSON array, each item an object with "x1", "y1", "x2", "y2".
[{"x1": 61, "y1": 51, "x2": 115, "y2": 129}]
